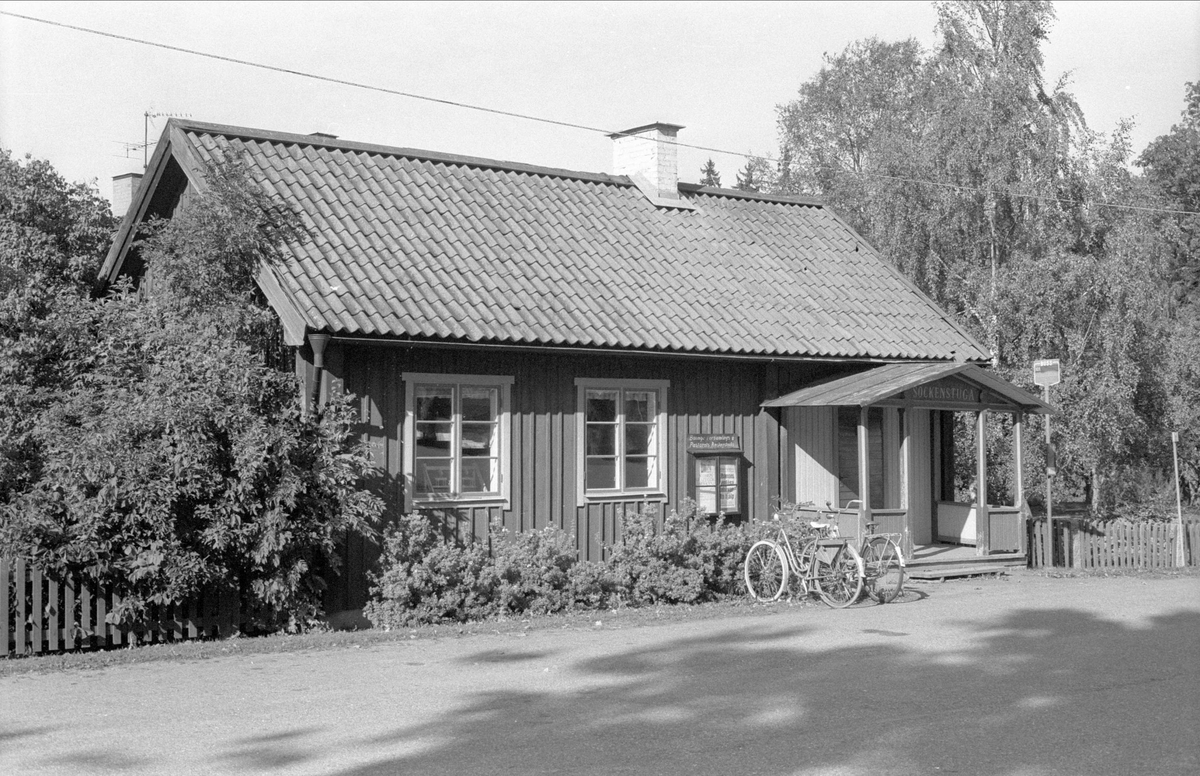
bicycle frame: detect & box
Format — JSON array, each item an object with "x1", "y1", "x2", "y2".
[
  {"x1": 775, "y1": 521, "x2": 864, "y2": 595},
  {"x1": 838, "y1": 500, "x2": 907, "y2": 603},
  {"x1": 744, "y1": 502, "x2": 867, "y2": 608},
  {"x1": 825, "y1": 500, "x2": 907, "y2": 568}
]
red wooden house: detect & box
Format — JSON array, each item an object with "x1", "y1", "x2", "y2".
[{"x1": 102, "y1": 119, "x2": 1050, "y2": 620}]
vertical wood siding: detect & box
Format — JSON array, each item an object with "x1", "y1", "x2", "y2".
[
  {"x1": 322, "y1": 345, "x2": 816, "y2": 611},
  {"x1": 791, "y1": 406, "x2": 838, "y2": 508}
]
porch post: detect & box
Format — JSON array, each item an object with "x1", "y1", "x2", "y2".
[
  {"x1": 900, "y1": 408, "x2": 912, "y2": 557},
  {"x1": 1013, "y1": 411, "x2": 1025, "y2": 555},
  {"x1": 858, "y1": 406, "x2": 871, "y2": 540},
  {"x1": 976, "y1": 409, "x2": 990, "y2": 555}
]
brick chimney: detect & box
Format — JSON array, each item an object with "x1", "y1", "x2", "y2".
[
  {"x1": 609, "y1": 122, "x2": 686, "y2": 203},
  {"x1": 112, "y1": 172, "x2": 143, "y2": 218}
]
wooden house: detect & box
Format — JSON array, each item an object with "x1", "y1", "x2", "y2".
[{"x1": 101, "y1": 119, "x2": 1050, "y2": 619}]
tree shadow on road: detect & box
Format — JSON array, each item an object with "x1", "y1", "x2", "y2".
[{"x1": 330, "y1": 606, "x2": 1200, "y2": 776}]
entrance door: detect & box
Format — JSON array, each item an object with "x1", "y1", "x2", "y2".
[{"x1": 906, "y1": 408, "x2": 934, "y2": 552}]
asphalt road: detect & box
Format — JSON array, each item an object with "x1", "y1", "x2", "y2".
[{"x1": 2, "y1": 571, "x2": 1198, "y2": 775}]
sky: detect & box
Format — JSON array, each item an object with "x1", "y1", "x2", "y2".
[{"x1": 1, "y1": 1, "x2": 1197, "y2": 208}]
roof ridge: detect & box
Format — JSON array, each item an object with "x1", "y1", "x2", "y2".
[
  {"x1": 167, "y1": 118, "x2": 636, "y2": 187},
  {"x1": 678, "y1": 182, "x2": 826, "y2": 207}
]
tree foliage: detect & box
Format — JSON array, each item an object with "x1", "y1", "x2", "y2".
[
  {"x1": 773, "y1": 1, "x2": 1198, "y2": 509},
  {"x1": 699, "y1": 158, "x2": 722, "y2": 188},
  {"x1": 734, "y1": 156, "x2": 774, "y2": 193},
  {"x1": 1138, "y1": 81, "x2": 1200, "y2": 303},
  {"x1": 0, "y1": 154, "x2": 383, "y2": 630},
  {"x1": 0, "y1": 151, "x2": 118, "y2": 508}
]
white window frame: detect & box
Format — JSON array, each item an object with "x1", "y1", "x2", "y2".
[
  {"x1": 575, "y1": 378, "x2": 669, "y2": 504},
  {"x1": 403, "y1": 372, "x2": 514, "y2": 510}
]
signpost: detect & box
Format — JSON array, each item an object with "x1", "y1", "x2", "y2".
[
  {"x1": 1033, "y1": 359, "x2": 1061, "y2": 566},
  {"x1": 1173, "y1": 432, "x2": 1186, "y2": 567}
]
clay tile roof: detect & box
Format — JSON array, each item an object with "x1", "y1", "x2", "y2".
[{"x1": 110, "y1": 120, "x2": 991, "y2": 362}]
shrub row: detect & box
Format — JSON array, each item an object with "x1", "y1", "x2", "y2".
[{"x1": 363, "y1": 500, "x2": 817, "y2": 628}]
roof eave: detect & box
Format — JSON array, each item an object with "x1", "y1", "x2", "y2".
[{"x1": 762, "y1": 362, "x2": 1054, "y2": 414}]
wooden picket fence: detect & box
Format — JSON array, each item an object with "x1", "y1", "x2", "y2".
[
  {"x1": 3, "y1": 559, "x2": 246, "y2": 658},
  {"x1": 1028, "y1": 518, "x2": 1199, "y2": 569}
]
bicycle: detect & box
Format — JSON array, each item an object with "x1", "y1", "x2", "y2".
[
  {"x1": 743, "y1": 512, "x2": 864, "y2": 609},
  {"x1": 840, "y1": 501, "x2": 906, "y2": 604}
]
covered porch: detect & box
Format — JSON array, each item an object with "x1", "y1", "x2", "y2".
[{"x1": 764, "y1": 363, "x2": 1053, "y2": 570}]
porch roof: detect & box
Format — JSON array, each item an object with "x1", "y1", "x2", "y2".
[{"x1": 761, "y1": 362, "x2": 1054, "y2": 414}]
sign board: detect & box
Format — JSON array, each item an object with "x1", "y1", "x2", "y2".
[
  {"x1": 1033, "y1": 359, "x2": 1061, "y2": 387},
  {"x1": 687, "y1": 434, "x2": 741, "y2": 454},
  {"x1": 906, "y1": 377, "x2": 982, "y2": 408}
]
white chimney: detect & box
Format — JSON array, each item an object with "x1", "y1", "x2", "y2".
[
  {"x1": 609, "y1": 122, "x2": 685, "y2": 202},
  {"x1": 112, "y1": 172, "x2": 144, "y2": 218}
]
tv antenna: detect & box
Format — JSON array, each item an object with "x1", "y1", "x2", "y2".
[{"x1": 143, "y1": 111, "x2": 191, "y2": 167}]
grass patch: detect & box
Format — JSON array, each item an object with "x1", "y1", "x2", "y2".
[{"x1": 0, "y1": 595, "x2": 822, "y2": 677}]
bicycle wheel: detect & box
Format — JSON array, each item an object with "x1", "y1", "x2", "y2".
[
  {"x1": 744, "y1": 541, "x2": 789, "y2": 601},
  {"x1": 815, "y1": 544, "x2": 863, "y2": 609},
  {"x1": 862, "y1": 537, "x2": 905, "y2": 604}
]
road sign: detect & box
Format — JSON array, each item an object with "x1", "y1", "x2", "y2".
[{"x1": 1033, "y1": 359, "x2": 1061, "y2": 387}]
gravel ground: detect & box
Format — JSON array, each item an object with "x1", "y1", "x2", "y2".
[{"x1": 2, "y1": 570, "x2": 1198, "y2": 775}]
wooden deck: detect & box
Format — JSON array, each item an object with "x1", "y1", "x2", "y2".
[{"x1": 906, "y1": 542, "x2": 1026, "y2": 579}]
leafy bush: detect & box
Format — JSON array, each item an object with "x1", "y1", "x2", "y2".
[
  {"x1": 606, "y1": 505, "x2": 706, "y2": 605},
  {"x1": 605, "y1": 500, "x2": 758, "y2": 606},
  {"x1": 565, "y1": 560, "x2": 619, "y2": 609},
  {"x1": 365, "y1": 498, "x2": 779, "y2": 628},
  {"x1": 492, "y1": 522, "x2": 579, "y2": 615},
  {"x1": 363, "y1": 513, "x2": 497, "y2": 628}
]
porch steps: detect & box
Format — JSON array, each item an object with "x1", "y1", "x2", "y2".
[{"x1": 906, "y1": 552, "x2": 1026, "y2": 581}]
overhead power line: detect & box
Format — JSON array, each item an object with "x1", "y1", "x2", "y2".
[{"x1": 3, "y1": 9, "x2": 1197, "y2": 218}]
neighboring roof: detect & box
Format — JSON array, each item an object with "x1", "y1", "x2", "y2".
[
  {"x1": 762, "y1": 362, "x2": 1053, "y2": 414},
  {"x1": 102, "y1": 119, "x2": 991, "y2": 362}
]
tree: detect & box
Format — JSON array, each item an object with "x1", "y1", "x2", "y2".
[
  {"x1": 734, "y1": 156, "x2": 774, "y2": 193},
  {"x1": 1137, "y1": 82, "x2": 1200, "y2": 504},
  {"x1": 0, "y1": 155, "x2": 384, "y2": 631},
  {"x1": 1137, "y1": 81, "x2": 1200, "y2": 304},
  {"x1": 773, "y1": 0, "x2": 1182, "y2": 511},
  {"x1": 777, "y1": 36, "x2": 927, "y2": 201},
  {"x1": 0, "y1": 150, "x2": 117, "y2": 509},
  {"x1": 699, "y1": 159, "x2": 722, "y2": 188}
]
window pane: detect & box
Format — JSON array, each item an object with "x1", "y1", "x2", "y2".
[
  {"x1": 586, "y1": 390, "x2": 618, "y2": 422},
  {"x1": 461, "y1": 457, "x2": 496, "y2": 493},
  {"x1": 586, "y1": 424, "x2": 616, "y2": 456},
  {"x1": 624, "y1": 391, "x2": 655, "y2": 423},
  {"x1": 415, "y1": 460, "x2": 452, "y2": 495},
  {"x1": 625, "y1": 423, "x2": 655, "y2": 455},
  {"x1": 586, "y1": 457, "x2": 616, "y2": 490},
  {"x1": 625, "y1": 456, "x2": 652, "y2": 489},
  {"x1": 461, "y1": 386, "x2": 498, "y2": 422},
  {"x1": 719, "y1": 485, "x2": 738, "y2": 512},
  {"x1": 461, "y1": 423, "x2": 496, "y2": 457},
  {"x1": 697, "y1": 457, "x2": 717, "y2": 487},
  {"x1": 697, "y1": 486, "x2": 717, "y2": 514},
  {"x1": 416, "y1": 386, "x2": 453, "y2": 421},
  {"x1": 415, "y1": 422, "x2": 452, "y2": 456}
]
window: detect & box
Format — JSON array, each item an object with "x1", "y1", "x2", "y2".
[
  {"x1": 575, "y1": 378, "x2": 669, "y2": 500},
  {"x1": 695, "y1": 455, "x2": 741, "y2": 515},
  {"x1": 403, "y1": 373, "x2": 513, "y2": 508}
]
